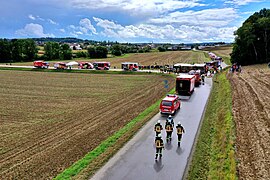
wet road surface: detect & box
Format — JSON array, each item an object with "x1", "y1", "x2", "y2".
[{"x1": 91, "y1": 77, "x2": 213, "y2": 180}]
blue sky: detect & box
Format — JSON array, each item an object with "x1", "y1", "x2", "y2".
[{"x1": 0, "y1": 0, "x2": 269, "y2": 43}]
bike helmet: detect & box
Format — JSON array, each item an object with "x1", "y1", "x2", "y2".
[
  {"x1": 157, "y1": 134, "x2": 162, "y2": 138},
  {"x1": 157, "y1": 120, "x2": 161, "y2": 124},
  {"x1": 178, "y1": 121, "x2": 181, "y2": 125}
]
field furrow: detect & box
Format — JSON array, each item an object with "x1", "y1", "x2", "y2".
[
  {"x1": 0, "y1": 70, "x2": 174, "y2": 179},
  {"x1": 229, "y1": 64, "x2": 270, "y2": 180}
]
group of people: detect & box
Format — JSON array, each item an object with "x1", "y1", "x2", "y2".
[
  {"x1": 154, "y1": 115, "x2": 185, "y2": 160},
  {"x1": 230, "y1": 63, "x2": 242, "y2": 73}
]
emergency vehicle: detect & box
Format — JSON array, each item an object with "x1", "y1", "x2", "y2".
[
  {"x1": 78, "y1": 62, "x2": 94, "y2": 69},
  {"x1": 33, "y1": 61, "x2": 49, "y2": 68},
  {"x1": 93, "y1": 62, "x2": 110, "y2": 70},
  {"x1": 176, "y1": 74, "x2": 195, "y2": 95},
  {"x1": 54, "y1": 62, "x2": 68, "y2": 69},
  {"x1": 188, "y1": 70, "x2": 201, "y2": 87},
  {"x1": 121, "y1": 62, "x2": 139, "y2": 71},
  {"x1": 160, "y1": 94, "x2": 181, "y2": 115}
]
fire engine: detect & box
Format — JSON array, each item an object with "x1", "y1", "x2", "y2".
[
  {"x1": 78, "y1": 62, "x2": 94, "y2": 69},
  {"x1": 160, "y1": 94, "x2": 181, "y2": 115},
  {"x1": 188, "y1": 70, "x2": 201, "y2": 87},
  {"x1": 33, "y1": 61, "x2": 49, "y2": 68},
  {"x1": 176, "y1": 74, "x2": 195, "y2": 95},
  {"x1": 93, "y1": 62, "x2": 110, "y2": 70},
  {"x1": 121, "y1": 62, "x2": 139, "y2": 71},
  {"x1": 54, "y1": 62, "x2": 68, "y2": 69}
]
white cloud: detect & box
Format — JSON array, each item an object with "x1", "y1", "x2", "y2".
[
  {"x1": 16, "y1": 23, "x2": 54, "y2": 37},
  {"x1": 224, "y1": 0, "x2": 262, "y2": 6},
  {"x1": 67, "y1": 18, "x2": 97, "y2": 37},
  {"x1": 48, "y1": 19, "x2": 58, "y2": 25},
  {"x1": 28, "y1": 14, "x2": 36, "y2": 20},
  {"x1": 79, "y1": 18, "x2": 97, "y2": 34},
  {"x1": 70, "y1": 0, "x2": 205, "y2": 17},
  {"x1": 59, "y1": 28, "x2": 65, "y2": 32},
  {"x1": 93, "y1": 17, "x2": 237, "y2": 42},
  {"x1": 149, "y1": 8, "x2": 238, "y2": 27}
]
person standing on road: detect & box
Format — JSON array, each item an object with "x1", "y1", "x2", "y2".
[
  {"x1": 154, "y1": 120, "x2": 163, "y2": 136},
  {"x1": 165, "y1": 120, "x2": 173, "y2": 142},
  {"x1": 166, "y1": 115, "x2": 174, "y2": 127},
  {"x1": 201, "y1": 73, "x2": 205, "y2": 85},
  {"x1": 176, "y1": 122, "x2": 185, "y2": 147},
  {"x1": 155, "y1": 134, "x2": 164, "y2": 160}
]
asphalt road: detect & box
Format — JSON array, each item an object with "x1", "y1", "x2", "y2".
[{"x1": 91, "y1": 77, "x2": 213, "y2": 180}]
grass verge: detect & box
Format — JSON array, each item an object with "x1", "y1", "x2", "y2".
[
  {"x1": 187, "y1": 70, "x2": 237, "y2": 179},
  {"x1": 54, "y1": 88, "x2": 175, "y2": 180}
]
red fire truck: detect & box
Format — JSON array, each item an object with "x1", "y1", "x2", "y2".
[
  {"x1": 33, "y1": 61, "x2": 49, "y2": 68},
  {"x1": 78, "y1": 62, "x2": 94, "y2": 69},
  {"x1": 121, "y1": 62, "x2": 139, "y2": 71},
  {"x1": 188, "y1": 70, "x2": 201, "y2": 87},
  {"x1": 176, "y1": 74, "x2": 195, "y2": 95},
  {"x1": 93, "y1": 62, "x2": 110, "y2": 70},
  {"x1": 160, "y1": 94, "x2": 181, "y2": 115}
]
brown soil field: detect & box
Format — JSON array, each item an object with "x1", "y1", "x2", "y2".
[
  {"x1": 2, "y1": 50, "x2": 207, "y2": 68},
  {"x1": 0, "y1": 70, "x2": 174, "y2": 179},
  {"x1": 229, "y1": 64, "x2": 270, "y2": 179},
  {"x1": 203, "y1": 46, "x2": 232, "y2": 57}
]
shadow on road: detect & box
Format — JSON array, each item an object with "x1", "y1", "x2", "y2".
[
  {"x1": 176, "y1": 146, "x2": 183, "y2": 155},
  {"x1": 165, "y1": 141, "x2": 173, "y2": 150},
  {"x1": 153, "y1": 158, "x2": 164, "y2": 172}
]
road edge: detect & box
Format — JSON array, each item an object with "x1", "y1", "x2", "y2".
[{"x1": 182, "y1": 77, "x2": 214, "y2": 180}]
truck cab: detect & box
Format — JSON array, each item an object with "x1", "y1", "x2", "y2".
[{"x1": 160, "y1": 94, "x2": 181, "y2": 115}]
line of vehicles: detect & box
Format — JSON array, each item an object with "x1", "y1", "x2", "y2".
[
  {"x1": 33, "y1": 61, "x2": 140, "y2": 71},
  {"x1": 159, "y1": 52, "x2": 222, "y2": 116}
]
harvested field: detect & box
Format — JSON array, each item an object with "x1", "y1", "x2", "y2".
[
  {"x1": 203, "y1": 46, "x2": 232, "y2": 57},
  {"x1": 0, "y1": 70, "x2": 174, "y2": 179},
  {"x1": 229, "y1": 64, "x2": 270, "y2": 179},
  {"x1": 3, "y1": 51, "x2": 207, "y2": 68},
  {"x1": 106, "y1": 51, "x2": 207, "y2": 68}
]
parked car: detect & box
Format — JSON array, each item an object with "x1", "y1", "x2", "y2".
[{"x1": 160, "y1": 94, "x2": 181, "y2": 115}]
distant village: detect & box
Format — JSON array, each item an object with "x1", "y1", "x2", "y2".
[{"x1": 33, "y1": 37, "x2": 230, "y2": 51}]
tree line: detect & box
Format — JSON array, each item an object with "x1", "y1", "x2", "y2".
[
  {"x1": 0, "y1": 39, "x2": 154, "y2": 63},
  {"x1": 231, "y1": 8, "x2": 270, "y2": 65},
  {"x1": 0, "y1": 39, "x2": 73, "y2": 63}
]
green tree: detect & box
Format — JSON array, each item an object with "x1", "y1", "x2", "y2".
[
  {"x1": 11, "y1": 39, "x2": 25, "y2": 62},
  {"x1": 0, "y1": 39, "x2": 11, "y2": 63},
  {"x1": 87, "y1": 46, "x2": 97, "y2": 58},
  {"x1": 231, "y1": 8, "x2": 270, "y2": 65},
  {"x1": 44, "y1": 42, "x2": 60, "y2": 60},
  {"x1": 111, "y1": 44, "x2": 122, "y2": 56},
  {"x1": 96, "y1": 46, "x2": 108, "y2": 58},
  {"x1": 158, "y1": 46, "x2": 166, "y2": 52},
  {"x1": 60, "y1": 44, "x2": 72, "y2": 60},
  {"x1": 87, "y1": 46, "x2": 108, "y2": 58},
  {"x1": 23, "y1": 39, "x2": 37, "y2": 61}
]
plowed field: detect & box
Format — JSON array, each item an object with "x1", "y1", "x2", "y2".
[
  {"x1": 0, "y1": 70, "x2": 174, "y2": 179},
  {"x1": 229, "y1": 64, "x2": 270, "y2": 179}
]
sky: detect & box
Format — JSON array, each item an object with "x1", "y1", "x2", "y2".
[{"x1": 0, "y1": 0, "x2": 269, "y2": 43}]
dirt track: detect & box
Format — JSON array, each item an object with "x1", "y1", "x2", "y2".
[
  {"x1": 0, "y1": 71, "x2": 174, "y2": 179},
  {"x1": 229, "y1": 64, "x2": 270, "y2": 180}
]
